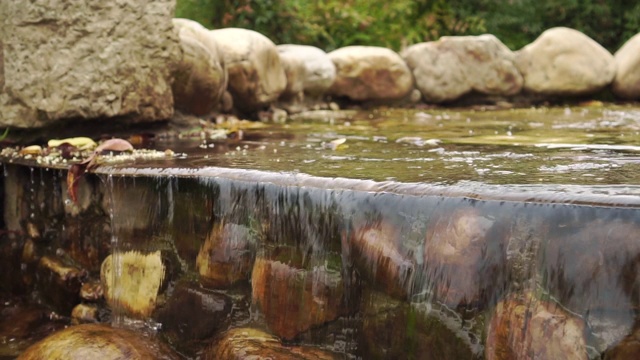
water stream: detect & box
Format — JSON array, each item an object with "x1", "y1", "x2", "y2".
[{"x1": 2, "y1": 105, "x2": 640, "y2": 358}]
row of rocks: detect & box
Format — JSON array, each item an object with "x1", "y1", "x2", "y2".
[
  {"x1": 174, "y1": 23, "x2": 640, "y2": 117},
  {"x1": 1, "y1": 0, "x2": 639, "y2": 129}
]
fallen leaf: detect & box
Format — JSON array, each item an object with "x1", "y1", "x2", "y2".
[
  {"x1": 49, "y1": 137, "x2": 97, "y2": 150},
  {"x1": 67, "y1": 163, "x2": 87, "y2": 204}
]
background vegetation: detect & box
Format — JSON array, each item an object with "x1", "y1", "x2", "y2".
[{"x1": 175, "y1": 0, "x2": 640, "y2": 52}]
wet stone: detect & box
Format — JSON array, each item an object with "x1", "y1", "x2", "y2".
[
  {"x1": 36, "y1": 256, "x2": 85, "y2": 314},
  {"x1": 423, "y1": 207, "x2": 499, "y2": 308},
  {"x1": 70, "y1": 303, "x2": 99, "y2": 324},
  {"x1": 347, "y1": 221, "x2": 414, "y2": 300},
  {"x1": 204, "y1": 327, "x2": 342, "y2": 360},
  {"x1": 485, "y1": 292, "x2": 588, "y2": 360},
  {"x1": 100, "y1": 251, "x2": 166, "y2": 319},
  {"x1": 251, "y1": 256, "x2": 346, "y2": 340},
  {"x1": 359, "y1": 291, "x2": 477, "y2": 360},
  {"x1": 0, "y1": 298, "x2": 67, "y2": 358},
  {"x1": 17, "y1": 324, "x2": 181, "y2": 360},
  {"x1": 196, "y1": 222, "x2": 255, "y2": 288},
  {"x1": 604, "y1": 325, "x2": 640, "y2": 359},
  {"x1": 156, "y1": 282, "x2": 232, "y2": 355},
  {"x1": 79, "y1": 280, "x2": 103, "y2": 301}
]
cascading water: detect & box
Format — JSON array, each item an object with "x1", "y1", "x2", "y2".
[{"x1": 2, "y1": 105, "x2": 640, "y2": 358}]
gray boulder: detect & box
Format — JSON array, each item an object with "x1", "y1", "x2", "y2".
[
  {"x1": 277, "y1": 44, "x2": 336, "y2": 97},
  {"x1": 516, "y1": 27, "x2": 616, "y2": 96},
  {"x1": 612, "y1": 33, "x2": 640, "y2": 100},
  {"x1": 0, "y1": 0, "x2": 181, "y2": 128},
  {"x1": 277, "y1": 50, "x2": 306, "y2": 101},
  {"x1": 328, "y1": 46, "x2": 413, "y2": 102},
  {"x1": 402, "y1": 35, "x2": 523, "y2": 103},
  {"x1": 172, "y1": 18, "x2": 227, "y2": 116},
  {"x1": 209, "y1": 28, "x2": 286, "y2": 113}
]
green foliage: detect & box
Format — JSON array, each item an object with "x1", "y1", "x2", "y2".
[{"x1": 174, "y1": 0, "x2": 640, "y2": 52}]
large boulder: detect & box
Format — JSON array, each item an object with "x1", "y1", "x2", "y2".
[
  {"x1": 612, "y1": 32, "x2": 640, "y2": 99},
  {"x1": 402, "y1": 35, "x2": 523, "y2": 103},
  {"x1": 209, "y1": 28, "x2": 286, "y2": 113},
  {"x1": 18, "y1": 324, "x2": 180, "y2": 360},
  {"x1": 277, "y1": 44, "x2": 336, "y2": 97},
  {"x1": 276, "y1": 50, "x2": 306, "y2": 101},
  {"x1": 0, "y1": 0, "x2": 181, "y2": 128},
  {"x1": 204, "y1": 327, "x2": 341, "y2": 360},
  {"x1": 172, "y1": 18, "x2": 227, "y2": 115},
  {"x1": 328, "y1": 46, "x2": 413, "y2": 102},
  {"x1": 515, "y1": 27, "x2": 616, "y2": 96}
]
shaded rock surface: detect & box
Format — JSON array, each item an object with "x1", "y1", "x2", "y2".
[
  {"x1": 359, "y1": 291, "x2": 477, "y2": 359},
  {"x1": 328, "y1": 46, "x2": 413, "y2": 102},
  {"x1": 172, "y1": 18, "x2": 227, "y2": 116},
  {"x1": 0, "y1": 0, "x2": 181, "y2": 128},
  {"x1": 612, "y1": 32, "x2": 640, "y2": 99},
  {"x1": 17, "y1": 324, "x2": 180, "y2": 360},
  {"x1": 516, "y1": 27, "x2": 616, "y2": 96},
  {"x1": 209, "y1": 28, "x2": 286, "y2": 113},
  {"x1": 277, "y1": 44, "x2": 337, "y2": 97},
  {"x1": 205, "y1": 327, "x2": 341, "y2": 360},
  {"x1": 402, "y1": 35, "x2": 523, "y2": 103},
  {"x1": 485, "y1": 292, "x2": 588, "y2": 360},
  {"x1": 156, "y1": 282, "x2": 232, "y2": 355}
]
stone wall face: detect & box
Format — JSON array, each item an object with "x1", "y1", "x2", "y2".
[{"x1": 0, "y1": 0, "x2": 181, "y2": 128}]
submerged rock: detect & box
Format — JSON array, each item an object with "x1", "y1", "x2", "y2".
[
  {"x1": 36, "y1": 256, "x2": 85, "y2": 314},
  {"x1": 100, "y1": 251, "x2": 165, "y2": 318},
  {"x1": 251, "y1": 256, "x2": 345, "y2": 340},
  {"x1": 402, "y1": 34, "x2": 523, "y2": 103},
  {"x1": 359, "y1": 291, "x2": 477, "y2": 359},
  {"x1": 485, "y1": 292, "x2": 588, "y2": 360},
  {"x1": 196, "y1": 222, "x2": 255, "y2": 288},
  {"x1": 423, "y1": 208, "x2": 498, "y2": 308},
  {"x1": 515, "y1": 27, "x2": 616, "y2": 96},
  {"x1": 205, "y1": 327, "x2": 341, "y2": 360},
  {"x1": 0, "y1": 0, "x2": 181, "y2": 128},
  {"x1": 605, "y1": 326, "x2": 640, "y2": 359},
  {"x1": 18, "y1": 324, "x2": 180, "y2": 360},
  {"x1": 612, "y1": 32, "x2": 640, "y2": 100},
  {"x1": 209, "y1": 28, "x2": 286, "y2": 113},
  {"x1": 328, "y1": 46, "x2": 413, "y2": 102},
  {"x1": 347, "y1": 221, "x2": 413, "y2": 299},
  {"x1": 156, "y1": 282, "x2": 232, "y2": 355},
  {"x1": 172, "y1": 18, "x2": 227, "y2": 116}
]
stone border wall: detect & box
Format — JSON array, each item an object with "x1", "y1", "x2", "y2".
[{"x1": 1, "y1": 1, "x2": 640, "y2": 128}]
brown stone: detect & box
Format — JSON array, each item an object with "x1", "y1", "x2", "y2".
[
  {"x1": 18, "y1": 324, "x2": 180, "y2": 360},
  {"x1": 70, "y1": 303, "x2": 99, "y2": 324},
  {"x1": 36, "y1": 256, "x2": 85, "y2": 313},
  {"x1": 156, "y1": 282, "x2": 232, "y2": 356},
  {"x1": 359, "y1": 291, "x2": 476, "y2": 359},
  {"x1": 485, "y1": 292, "x2": 588, "y2": 360},
  {"x1": 251, "y1": 257, "x2": 345, "y2": 340},
  {"x1": 205, "y1": 327, "x2": 341, "y2": 360},
  {"x1": 196, "y1": 222, "x2": 255, "y2": 288},
  {"x1": 348, "y1": 221, "x2": 413, "y2": 299},
  {"x1": 605, "y1": 326, "x2": 640, "y2": 359},
  {"x1": 423, "y1": 208, "x2": 495, "y2": 307}
]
